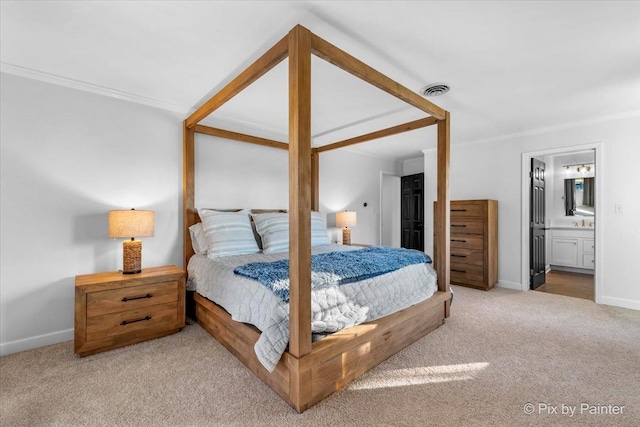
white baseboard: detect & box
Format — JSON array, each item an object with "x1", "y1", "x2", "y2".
[
  {"x1": 599, "y1": 296, "x2": 640, "y2": 311},
  {"x1": 545, "y1": 265, "x2": 551, "y2": 274},
  {"x1": 496, "y1": 280, "x2": 523, "y2": 290},
  {"x1": 0, "y1": 329, "x2": 73, "y2": 357}
]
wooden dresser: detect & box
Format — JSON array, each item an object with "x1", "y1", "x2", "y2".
[
  {"x1": 75, "y1": 265, "x2": 185, "y2": 356},
  {"x1": 435, "y1": 200, "x2": 498, "y2": 290}
]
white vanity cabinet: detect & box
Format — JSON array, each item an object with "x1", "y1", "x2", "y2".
[
  {"x1": 582, "y1": 239, "x2": 595, "y2": 269},
  {"x1": 549, "y1": 228, "x2": 594, "y2": 270}
]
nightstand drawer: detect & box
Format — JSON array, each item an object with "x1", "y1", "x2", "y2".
[
  {"x1": 450, "y1": 234, "x2": 484, "y2": 250},
  {"x1": 450, "y1": 217, "x2": 484, "y2": 235},
  {"x1": 86, "y1": 302, "x2": 178, "y2": 342},
  {"x1": 87, "y1": 281, "x2": 178, "y2": 317}
]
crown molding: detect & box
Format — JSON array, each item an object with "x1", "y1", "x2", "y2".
[
  {"x1": 7, "y1": 61, "x2": 635, "y2": 161},
  {"x1": 455, "y1": 110, "x2": 640, "y2": 148},
  {"x1": 1, "y1": 62, "x2": 189, "y2": 114}
]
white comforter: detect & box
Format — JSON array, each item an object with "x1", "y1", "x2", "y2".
[{"x1": 187, "y1": 244, "x2": 437, "y2": 372}]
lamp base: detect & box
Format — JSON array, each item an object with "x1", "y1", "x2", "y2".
[
  {"x1": 342, "y1": 227, "x2": 351, "y2": 245},
  {"x1": 122, "y1": 240, "x2": 142, "y2": 274}
]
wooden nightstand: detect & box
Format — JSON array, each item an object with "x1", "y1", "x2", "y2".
[{"x1": 75, "y1": 265, "x2": 186, "y2": 356}]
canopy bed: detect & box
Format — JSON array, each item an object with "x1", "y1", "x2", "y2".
[{"x1": 183, "y1": 25, "x2": 451, "y2": 413}]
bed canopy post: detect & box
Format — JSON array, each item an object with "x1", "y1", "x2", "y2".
[
  {"x1": 183, "y1": 23, "x2": 452, "y2": 413},
  {"x1": 311, "y1": 148, "x2": 319, "y2": 211},
  {"x1": 288, "y1": 25, "x2": 313, "y2": 364},
  {"x1": 183, "y1": 122, "x2": 195, "y2": 268},
  {"x1": 436, "y1": 111, "x2": 451, "y2": 308}
]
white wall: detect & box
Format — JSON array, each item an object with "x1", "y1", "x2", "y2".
[
  {"x1": 402, "y1": 156, "x2": 424, "y2": 176},
  {"x1": 424, "y1": 114, "x2": 640, "y2": 310},
  {"x1": 193, "y1": 135, "x2": 398, "y2": 246},
  {"x1": 320, "y1": 150, "x2": 399, "y2": 246},
  {"x1": 0, "y1": 75, "x2": 398, "y2": 354},
  {"x1": 0, "y1": 73, "x2": 184, "y2": 355},
  {"x1": 195, "y1": 134, "x2": 289, "y2": 209}
]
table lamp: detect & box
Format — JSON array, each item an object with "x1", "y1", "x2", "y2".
[
  {"x1": 109, "y1": 209, "x2": 154, "y2": 274},
  {"x1": 336, "y1": 211, "x2": 357, "y2": 245}
]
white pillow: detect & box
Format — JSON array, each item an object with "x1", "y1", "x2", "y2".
[
  {"x1": 251, "y1": 211, "x2": 331, "y2": 254},
  {"x1": 251, "y1": 213, "x2": 289, "y2": 254},
  {"x1": 311, "y1": 211, "x2": 331, "y2": 246},
  {"x1": 188, "y1": 223, "x2": 208, "y2": 255},
  {"x1": 199, "y1": 209, "x2": 260, "y2": 258}
]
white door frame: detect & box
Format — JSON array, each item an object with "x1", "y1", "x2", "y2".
[
  {"x1": 520, "y1": 142, "x2": 603, "y2": 303},
  {"x1": 379, "y1": 170, "x2": 399, "y2": 246}
]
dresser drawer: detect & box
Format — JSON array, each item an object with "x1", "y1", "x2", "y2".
[
  {"x1": 86, "y1": 302, "x2": 178, "y2": 342},
  {"x1": 450, "y1": 234, "x2": 484, "y2": 250},
  {"x1": 451, "y1": 217, "x2": 484, "y2": 235},
  {"x1": 87, "y1": 281, "x2": 178, "y2": 318},
  {"x1": 450, "y1": 263, "x2": 485, "y2": 286},
  {"x1": 450, "y1": 248, "x2": 484, "y2": 266},
  {"x1": 451, "y1": 203, "x2": 485, "y2": 218}
]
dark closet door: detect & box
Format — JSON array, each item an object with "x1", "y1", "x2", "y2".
[
  {"x1": 530, "y1": 158, "x2": 546, "y2": 289},
  {"x1": 401, "y1": 173, "x2": 424, "y2": 251}
]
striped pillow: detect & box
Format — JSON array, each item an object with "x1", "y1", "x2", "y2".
[
  {"x1": 199, "y1": 209, "x2": 260, "y2": 258},
  {"x1": 252, "y1": 212, "x2": 331, "y2": 254},
  {"x1": 311, "y1": 212, "x2": 332, "y2": 246},
  {"x1": 251, "y1": 213, "x2": 289, "y2": 254}
]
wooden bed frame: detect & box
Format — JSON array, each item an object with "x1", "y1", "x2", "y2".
[{"x1": 183, "y1": 25, "x2": 451, "y2": 413}]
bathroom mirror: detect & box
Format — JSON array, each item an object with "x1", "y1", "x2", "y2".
[{"x1": 564, "y1": 177, "x2": 594, "y2": 216}]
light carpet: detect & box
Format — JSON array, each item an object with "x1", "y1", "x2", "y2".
[{"x1": 1, "y1": 285, "x2": 639, "y2": 426}]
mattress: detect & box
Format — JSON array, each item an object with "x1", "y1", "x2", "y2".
[{"x1": 187, "y1": 244, "x2": 437, "y2": 372}]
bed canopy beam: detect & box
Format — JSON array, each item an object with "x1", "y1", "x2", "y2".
[
  {"x1": 309, "y1": 33, "x2": 446, "y2": 121},
  {"x1": 185, "y1": 35, "x2": 289, "y2": 129},
  {"x1": 194, "y1": 124, "x2": 289, "y2": 151},
  {"x1": 316, "y1": 116, "x2": 438, "y2": 153}
]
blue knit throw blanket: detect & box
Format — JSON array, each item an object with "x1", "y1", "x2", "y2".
[{"x1": 234, "y1": 246, "x2": 432, "y2": 302}]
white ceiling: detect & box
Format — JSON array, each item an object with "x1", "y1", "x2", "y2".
[{"x1": 2, "y1": 1, "x2": 639, "y2": 160}]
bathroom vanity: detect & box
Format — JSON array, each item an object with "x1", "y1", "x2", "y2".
[{"x1": 548, "y1": 222, "x2": 594, "y2": 271}]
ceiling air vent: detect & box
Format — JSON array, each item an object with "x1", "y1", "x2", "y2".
[{"x1": 420, "y1": 83, "x2": 450, "y2": 97}]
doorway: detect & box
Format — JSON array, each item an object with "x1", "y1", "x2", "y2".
[
  {"x1": 401, "y1": 173, "x2": 424, "y2": 250},
  {"x1": 521, "y1": 144, "x2": 602, "y2": 303}
]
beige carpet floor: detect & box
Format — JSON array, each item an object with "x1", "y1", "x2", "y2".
[{"x1": 1, "y1": 285, "x2": 639, "y2": 427}]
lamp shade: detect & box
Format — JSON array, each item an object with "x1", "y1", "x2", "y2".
[
  {"x1": 109, "y1": 209, "x2": 154, "y2": 238},
  {"x1": 336, "y1": 211, "x2": 357, "y2": 228}
]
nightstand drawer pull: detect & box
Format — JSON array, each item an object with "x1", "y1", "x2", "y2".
[
  {"x1": 451, "y1": 239, "x2": 467, "y2": 243},
  {"x1": 121, "y1": 294, "x2": 153, "y2": 302},
  {"x1": 452, "y1": 254, "x2": 467, "y2": 258},
  {"x1": 451, "y1": 224, "x2": 467, "y2": 227},
  {"x1": 120, "y1": 315, "x2": 152, "y2": 326},
  {"x1": 452, "y1": 268, "x2": 466, "y2": 273},
  {"x1": 451, "y1": 209, "x2": 467, "y2": 212}
]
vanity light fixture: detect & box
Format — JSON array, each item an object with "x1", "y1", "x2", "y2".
[{"x1": 563, "y1": 163, "x2": 594, "y2": 175}]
